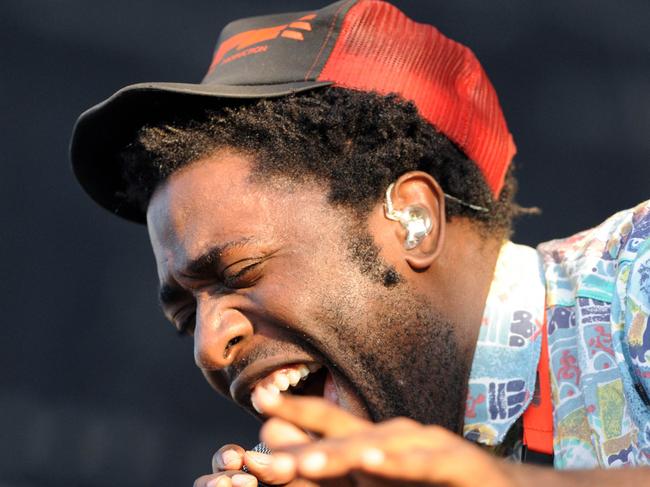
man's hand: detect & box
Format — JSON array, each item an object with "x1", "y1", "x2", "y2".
[
  {"x1": 198, "y1": 389, "x2": 650, "y2": 486},
  {"x1": 253, "y1": 391, "x2": 650, "y2": 487},
  {"x1": 255, "y1": 389, "x2": 518, "y2": 487},
  {"x1": 194, "y1": 431, "x2": 320, "y2": 487}
]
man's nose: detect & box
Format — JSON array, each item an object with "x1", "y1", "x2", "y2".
[{"x1": 193, "y1": 301, "x2": 253, "y2": 370}]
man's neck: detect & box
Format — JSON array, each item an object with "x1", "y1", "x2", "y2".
[{"x1": 430, "y1": 221, "x2": 503, "y2": 354}]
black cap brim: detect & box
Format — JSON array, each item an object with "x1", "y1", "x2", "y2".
[{"x1": 70, "y1": 80, "x2": 332, "y2": 224}]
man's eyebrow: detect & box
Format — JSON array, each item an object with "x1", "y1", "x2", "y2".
[
  {"x1": 158, "y1": 237, "x2": 255, "y2": 306},
  {"x1": 185, "y1": 237, "x2": 254, "y2": 276}
]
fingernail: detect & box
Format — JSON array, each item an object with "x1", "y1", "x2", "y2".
[
  {"x1": 206, "y1": 477, "x2": 229, "y2": 487},
  {"x1": 246, "y1": 450, "x2": 271, "y2": 465},
  {"x1": 300, "y1": 451, "x2": 327, "y2": 473},
  {"x1": 221, "y1": 449, "x2": 240, "y2": 467},
  {"x1": 271, "y1": 452, "x2": 296, "y2": 475},
  {"x1": 231, "y1": 473, "x2": 256, "y2": 487},
  {"x1": 361, "y1": 447, "x2": 385, "y2": 466},
  {"x1": 264, "y1": 419, "x2": 308, "y2": 444}
]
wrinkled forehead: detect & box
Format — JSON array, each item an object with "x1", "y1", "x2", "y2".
[
  {"x1": 146, "y1": 153, "x2": 269, "y2": 261},
  {"x1": 145, "y1": 150, "x2": 334, "y2": 272}
]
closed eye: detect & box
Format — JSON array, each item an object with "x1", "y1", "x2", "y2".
[
  {"x1": 176, "y1": 311, "x2": 196, "y2": 337},
  {"x1": 223, "y1": 261, "x2": 263, "y2": 288}
]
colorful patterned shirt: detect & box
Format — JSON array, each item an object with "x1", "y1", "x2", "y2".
[{"x1": 463, "y1": 200, "x2": 650, "y2": 468}]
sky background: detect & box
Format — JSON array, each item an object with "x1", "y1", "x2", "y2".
[{"x1": 1, "y1": 1, "x2": 648, "y2": 486}]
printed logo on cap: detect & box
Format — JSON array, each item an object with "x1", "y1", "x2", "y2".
[{"x1": 208, "y1": 14, "x2": 317, "y2": 73}]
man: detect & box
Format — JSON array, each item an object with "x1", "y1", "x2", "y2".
[{"x1": 70, "y1": 1, "x2": 650, "y2": 485}]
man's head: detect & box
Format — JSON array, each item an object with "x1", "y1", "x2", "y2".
[
  {"x1": 70, "y1": 0, "x2": 525, "y2": 433},
  {"x1": 134, "y1": 87, "x2": 522, "y2": 433}
]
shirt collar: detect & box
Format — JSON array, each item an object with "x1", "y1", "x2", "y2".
[{"x1": 462, "y1": 241, "x2": 546, "y2": 446}]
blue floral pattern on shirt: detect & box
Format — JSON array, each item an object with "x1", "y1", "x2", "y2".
[{"x1": 464, "y1": 200, "x2": 650, "y2": 469}]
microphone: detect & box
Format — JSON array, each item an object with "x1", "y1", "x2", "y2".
[
  {"x1": 250, "y1": 442, "x2": 272, "y2": 455},
  {"x1": 242, "y1": 442, "x2": 272, "y2": 487}
]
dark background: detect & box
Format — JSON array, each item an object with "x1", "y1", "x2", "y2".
[{"x1": 1, "y1": 1, "x2": 648, "y2": 486}]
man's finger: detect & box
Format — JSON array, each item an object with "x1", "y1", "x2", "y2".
[
  {"x1": 194, "y1": 471, "x2": 258, "y2": 487},
  {"x1": 263, "y1": 435, "x2": 372, "y2": 480},
  {"x1": 212, "y1": 444, "x2": 246, "y2": 472},
  {"x1": 360, "y1": 446, "x2": 510, "y2": 487},
  {"x1": 260, "y1": 417, "x2": 312, "y2": 450},
  {"x1": 242, "y1": 450, "x2": 299, "y2": 485},
  {"x1": 254, "y1": 389, "x2": 369, "y2": 437},
  {"x1": 360, "y1": 447, "x2": 458, "y2": 483},
  {"x1": 267, "y1": 425, "x2": 457, "y2": 481}
]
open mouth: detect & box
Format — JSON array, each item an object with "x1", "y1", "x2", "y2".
[{"x1": 250, "y1": 363, "x2": 337, "y2": 413}]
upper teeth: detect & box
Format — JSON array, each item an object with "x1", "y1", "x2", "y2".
[{"x1": 250, "y1": 363, "x2": 321, "y2": 413}]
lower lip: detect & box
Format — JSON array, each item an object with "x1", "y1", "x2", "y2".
[{"x1": 323, "y1": 369, "x2": 339, "y2": 405}]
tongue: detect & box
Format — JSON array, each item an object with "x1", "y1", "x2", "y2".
[{"x1": 323, "y1": 370, "x2": 339, "y2": 405}]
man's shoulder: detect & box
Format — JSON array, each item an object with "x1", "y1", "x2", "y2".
[
  {"x1": 538, "y1": 200, "x2": 650, "y2": 264},
  {"x1": 536, "y1": 200, "x2": 650, "y2": 307},
  {"x1": 536, "y1": 200, "x2": 650, "y2": 469}
]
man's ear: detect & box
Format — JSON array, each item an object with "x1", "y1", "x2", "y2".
[{"x1": 384, "y1": 171, "x2": 445, "y2": 270}]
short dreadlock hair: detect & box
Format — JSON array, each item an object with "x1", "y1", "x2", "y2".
[{"x1": 120, "y1": 87, "x2": 528, "y2": 237}]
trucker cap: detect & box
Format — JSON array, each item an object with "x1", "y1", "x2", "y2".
[{"x1": 70, "y1": 0, "x2": 516, "y2": 223}]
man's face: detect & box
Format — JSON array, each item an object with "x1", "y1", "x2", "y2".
[{"x1": 147, "y1": 150, "x2": 467, "y2": 430}]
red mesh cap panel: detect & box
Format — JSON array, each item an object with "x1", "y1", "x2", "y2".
[{"x1": 317, "y1": 0, "x2": 516, "y2": 198}]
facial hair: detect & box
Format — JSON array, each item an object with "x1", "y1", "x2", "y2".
[{"x1": 314, "y1": 280, "x2": 470, "y2": 434}]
